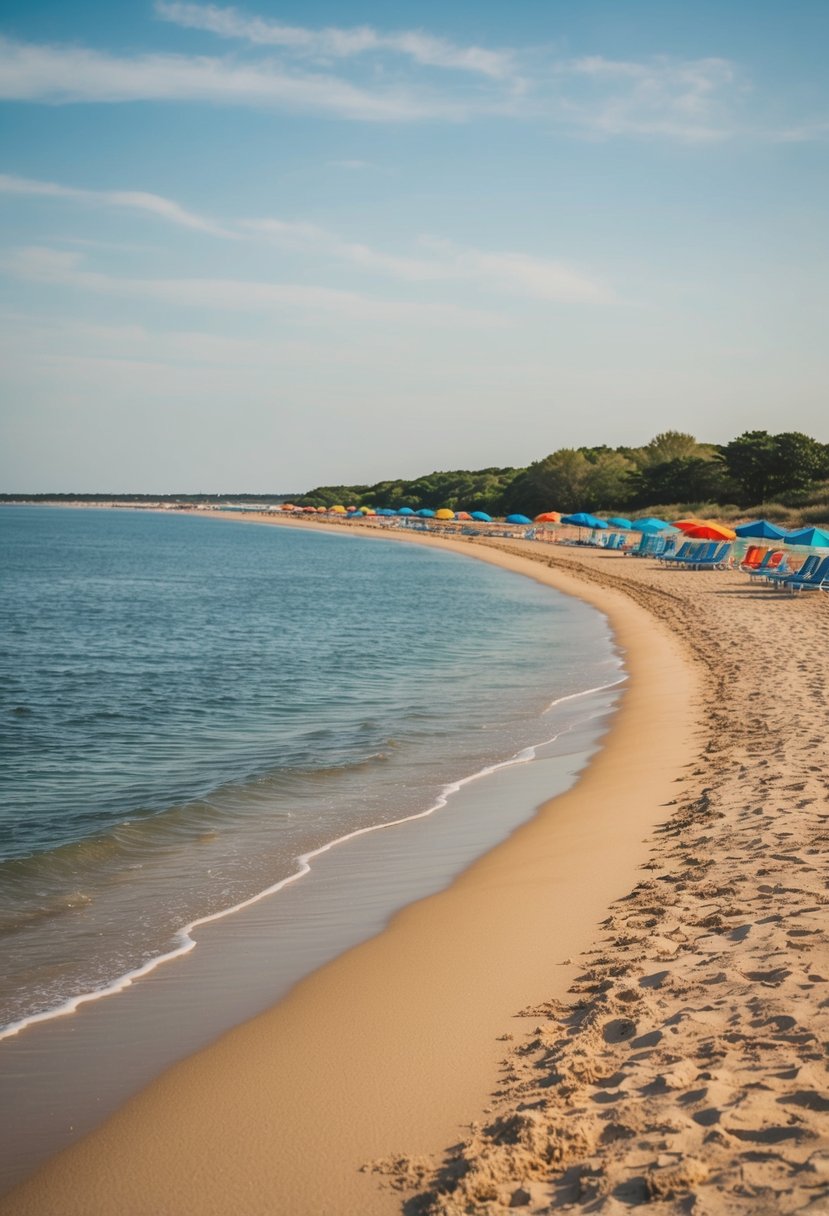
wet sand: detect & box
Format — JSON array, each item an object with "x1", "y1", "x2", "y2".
[{"x1": 4, "y1": 521, "x2": 828, "y2": 1214}]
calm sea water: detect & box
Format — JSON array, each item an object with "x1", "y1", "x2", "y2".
[{"x1": 0, "y1": 507, "x2": 620, "y2": 1034}]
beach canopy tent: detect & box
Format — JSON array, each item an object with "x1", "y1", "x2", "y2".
[
  {"x1": 535, "y1": 511, "x2": 561, "y2": 523},
  {"x1": 632, "y1": 517, "x2": 675, "y2": 533},
  {"x1": 785, "y1": 526, "x2": 829, "y2": 547},
  {"x1": 506, "y1": 514, "x2": 532, "y2": 525},
  {"x1": 416, "y1": 508, "x2": 436, "y2": 518},
  {"x1": 607, "y1": 516, "x2": 632, "y2": 529},
  {"x1": 561, "y1": 513, "x2": 607, "y2": 529},
  {"x1": 435, "y1": 509, "x2": 455, "y2": 520},
  {"x1": 470, "y1": 511, "x2": 492, "y2": 522},
  {"x1": 734, "y1": 519, "x2": 788, "y2": 540},
  {"x1": 398, "y1": 507, "x2": 415, "y2": 516}
]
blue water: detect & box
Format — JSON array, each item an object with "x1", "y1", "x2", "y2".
[{"x1": 0, "y1": 506, "x2": 620, "y2": 1032}]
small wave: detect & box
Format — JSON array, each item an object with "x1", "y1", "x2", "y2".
[
  {"x1": 543, "y1": 675, "x2": 627, "y2": 713},
  {"x1": 0, "y1": 681, "x2": 615, "y2": 1043}
]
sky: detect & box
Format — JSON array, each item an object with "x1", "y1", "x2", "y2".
[{"x1": 0, "y1": 1, "x2": 827, "y2": 492}]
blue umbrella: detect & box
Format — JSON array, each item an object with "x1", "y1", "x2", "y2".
[
  {"x1": 398, "y1": 507, "x2": 414, "y2": 515},
  {"x1": 470, "y1": 511, "x2": 492, "y2": 522},
  {"x1": 376, "y1": 508, "x2": 397, "y2": 516},
  {"x1": 416, "y1": 508, "x2": 436, "y2": 518},
  {"x1": 506, "y1": 514, "x2": 532, "y2": 525},
  {"x1": 633, "y1": 517, "x2": 674, "y2": 533},
  {"x1": 784, "y1": 526, "x2": 829, "y2": 548},
  {"x1": 561, "y1": 512, "x2": 608, "y2": 529},
  {"x1": 734, "y1": 519, "x2": 788, "y2": 540},
  {"x1": 607, "y1": 516, "x2": 632, "y2": 529}
]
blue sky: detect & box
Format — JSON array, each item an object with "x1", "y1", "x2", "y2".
[{"x1": 1, "y1": 1, "x2": 827, "y2": 492}]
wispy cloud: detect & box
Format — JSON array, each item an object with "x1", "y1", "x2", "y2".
[
  {"x1": 0, "y1": 36, "x2": 465, "y2": 121},
  {"x1": 155, "y1": 1, "x2": 514, "y2": 79},
  {"x1": 243, "y1": 219, "x2": 612, "y2": 302},
  {"x1": 555, "y1": 54, "x2": 741, "y2": 141},
  {"x1": 0, "y1": 172, "x2": 612, "y2": 303},
  {"x1": 0, "y1": 173, "x2": 234, "y2": 236},
  {"x1": 4, "y1": 246, "x2": 505, "y2": 328}
]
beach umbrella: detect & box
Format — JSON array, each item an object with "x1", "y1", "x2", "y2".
[
  {"x1": 455, "y1": 511, "x2": 472, "y2": 520},
  {"x1": 560, "y1": 512, "x2": 607, "y2": 529},
  {"x1": 398, "y1": 507, "x2": 414, "y2": 516},
  {"x1": 535, "y1": 511, "x2": 561, "y2": 523},
  {"x1": 632, "y1": 517, "x2": 674, "y2": 533},
  {"x1": 784, "y1": 526, "x2": 829, "y2": 548},
  {"x1": 607, "y1": 516, "x2": 632, "y2": 529},
  {"x1": 470, "y1": 511, "x2": 492, "y2": 522},
  {"x1": 506, "y1": 514, "x2": 532, "y2": 525},
  {"x1": 672, "y1": 518, "x2": 707, "y2": 533},
  {"x1": 280, "y1": 503, "x2": 295, "y2": 511},
  {"x1": 359, "y1": 506, "x2": 372, "y2": 514},
  {"x1": 435, "y1": 508, "x2": 455, "y2": 520},
  {"x1": 302, "y1": 506, "x2": 317, "y2": 513},
  {"x1": 375, "y1": 508, "x2": 396, "y2": 516},
  {"x1": 680, "y1": 522, "x2": 737, "y2": 541},
  {"x1": 734, "y1": 519, "x2": 788, "y2": 540},
  {"x1": 416, "y1": 508, "x2": 436, "y2": 518},
  {"x1": 331, "y1": 505, "x2": 346, "y2": 514}
]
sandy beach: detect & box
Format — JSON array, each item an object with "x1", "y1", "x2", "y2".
[{"x1": 3, "y1": 520, "x2": 828, "y2": 1215}]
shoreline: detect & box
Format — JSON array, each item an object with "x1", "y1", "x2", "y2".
[
  {"x1": 1, "y1": 517, "x2": 702, "y2": 1215},
  {"x1": 5, "y1": 512, "x2": 827, "y2": 1213},
  {"x1": 0, "y1": 509, "x2": 620, "y2": 1054}
]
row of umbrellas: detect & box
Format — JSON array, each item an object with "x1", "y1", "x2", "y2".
[
  {"x1": 558, "y1": 513, "x2": 829, "y2": 548},
  {"x1": 280, "y1": 503, "x2": 829, "y2": 548}
]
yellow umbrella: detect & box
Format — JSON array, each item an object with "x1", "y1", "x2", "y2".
[
  {"x1": 331, "y1": 505, "x2": 346, "y2": 514},
  {"x1": 435, "y1": 508, "x2": 455, "y2": 520}
]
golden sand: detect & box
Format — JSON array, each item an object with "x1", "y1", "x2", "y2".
[{"x1": 3, "y1": 520, "x2": 828, "y2": 1215}]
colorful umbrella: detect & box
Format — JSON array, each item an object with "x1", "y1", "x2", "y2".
[
  {"x1": 331, "y1": 505, "x2": 346, "y2": 514},
  {"x1": 785, "y1": 526, "x2": 829, "y2": 547},
  {"x1": 680, "y1": 522, "x2": 737, "y2": 541},
  {"x1": 455, "y1": 511, "x2": 472, "y2": 520},
  {"x1": 607, "y1": 516, "x2": 632, "y2": 529},
  {"x1": 470, "y1": 511, "x2": 492, "y2": 522},
  {"x1": 734, "y1": 519, "x2": 788, "y2": 540},
  {"x1": 633, "y1": 517, "x2": 674, "y2": 533},
  {"x1": 435, "y1": 508, "x2": 455, "y2": 520},
  {"x1": 561, "y1": 512, "x2": 607, "y2": 529},
  {"x1": 535, "y1": 511, "x2": 561, "y2": 523},
  {"x1": 398, "y1": 507, "x2": 414, "y2": 516},
  {"x1": 506, "y1": 514, "x2": 532, "y2": 525},
  {"x1": 416, "y1": 508, "x2": 436, "y2": 518}
]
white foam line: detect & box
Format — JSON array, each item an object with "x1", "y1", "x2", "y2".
[
  {"x1": 543, "y1": 674, "x2": 627, "y2": 713},
  {"x1": 0, "y1": 686, "x2": 614, "y2": 1043}
]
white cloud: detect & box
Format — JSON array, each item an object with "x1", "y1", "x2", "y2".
[
  {"x1": 0, "y1": 36, "x2": 464, "y2": 120},
  {"x1": 3, "y1": 245, "x2": 505, "y2": 328},
  {"x1": 154, "y1": 1, "x2": 514, "y2": 79},
  {"x1": 557, "y1": 54, "x2": 740, "y2": 141},
  {"x1": 0, "y1": 173, "x2": 234, "y2": 236},
  {"x1": 244, "y1": 219, "x2": 613, "y2": 303}
]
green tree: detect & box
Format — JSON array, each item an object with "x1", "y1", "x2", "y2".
[
  {"x1": 636, "y1": 431, "x2": 706, "y2": 468},
  {"x1": 720, "y1": 430, "x2": 826, "y2": 504}
]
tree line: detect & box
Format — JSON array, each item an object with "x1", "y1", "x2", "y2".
[{"x1": 297, "y1": 430, "x2": 829, "y2": 516}]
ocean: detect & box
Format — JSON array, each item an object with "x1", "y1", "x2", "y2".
[{"x1": 0, "y1": 506, "x2": 622, "y2": 1040}]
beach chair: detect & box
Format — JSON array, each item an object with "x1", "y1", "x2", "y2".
[
  {"x1": 763, "y1": 553, "x2": 819, "y2": 587},
  {"x1": 744, "y1": 549, "x2": 784, "y2": 579},
  {"x1": 738, "y1": 545, "x2": 765, "y2": 571},
  {"x1": 672, "y1": 541, "x2": 716, "y2": 568},
  {"x1": 685, "y1": 542, "x2": 733, "y2": 570},
  {"x1": 781, "y1": 554, "x2": 829, "y2": 593},
  {"x1": 659, "y1": 541, "x2": 694, "y2": 564}
]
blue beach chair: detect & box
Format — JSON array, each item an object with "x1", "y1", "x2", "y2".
[{"x1": 782, "y1": 554, "x2": 829, "y2": 593}]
